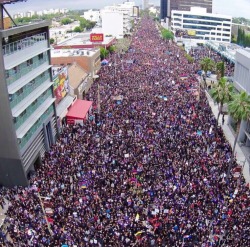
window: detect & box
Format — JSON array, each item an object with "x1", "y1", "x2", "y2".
[
  {"x1": 27, "y1": 58, "x2": 33, "y2": 66},
  {"x1": 16, "y1": 88, "x2": 23, "y2": 96},
  {"x1": 5, "y1": 71, "x2": 10, "y2": 79},
  {"x1": 38, "y1": 53, "x2": 44, "y2": 60},
  {"x1": 13, "y1": 66, "x2": 19, "y2": 74},
  {"x1": 211, "y1": 32, "x2": 215, "y2": 35}
]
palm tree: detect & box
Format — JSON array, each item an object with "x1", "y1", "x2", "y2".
[
  {"x1": 227, "y1": 91, "x2": 250, "y2": 177},
  {"x1": 216, "y1": 61, "x2": 225, "y2": 80},
  {"x1": 200, "y1": 57, "x2": 215, "y2": 88},
  {"x1": 210, "y1": 77, "x2": 234, "y2": 125}
]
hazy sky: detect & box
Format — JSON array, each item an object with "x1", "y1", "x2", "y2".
[{"x1": 5, "y1": 0, "x2": 250, "y2": 18}]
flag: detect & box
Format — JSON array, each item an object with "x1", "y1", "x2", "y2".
[
  {"x1": 135, "y1": 231, "x2": 144, "y2": 236},
  {"x1": 135, "y1": 213, "x2": 139, "y2": 222}
]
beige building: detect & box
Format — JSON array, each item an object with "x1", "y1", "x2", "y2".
[
  {"x1": 68, "y1": 63, "x2": 92, "y2": 99},
  {"x1": 51, "y1": 48, "x2": 101, "y2": 77}
]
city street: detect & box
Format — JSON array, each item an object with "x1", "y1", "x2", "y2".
[{"x1": 1, "y1": 16, "x2": 249, "y2": 247}]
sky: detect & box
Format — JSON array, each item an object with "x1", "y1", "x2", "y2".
[{"x1": 5, "y1": 0, "x2": 250, "y2": 18}]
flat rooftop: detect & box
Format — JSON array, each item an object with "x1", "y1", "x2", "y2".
[
  {"x1": 57, "y1": 33, "x2": 115, "y2": 46},
  {"x1": 51, "y1": 48, "x2": 98, "y2": 58}
]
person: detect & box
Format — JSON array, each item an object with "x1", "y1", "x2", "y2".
[{"x1": 222, "y1": 114, "x2": 225, "y2": 125}]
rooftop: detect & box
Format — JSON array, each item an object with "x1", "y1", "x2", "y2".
[
  {"x1": 51, "y1": 48, "x2": 98, "y2": 58},
  {"x1": 57, "y1": 32, "x2": 115, "y2": 47},
  {"x1": 68, "y1": 63, "x2": 88, "y2": 89}
]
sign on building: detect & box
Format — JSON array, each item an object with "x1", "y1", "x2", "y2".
[
  {"x1": 53, "y1": 67, "x2": 69, "y2": 105},
  {"x1": 90, "y1": 33, "x2": 104, "y2": 42}
]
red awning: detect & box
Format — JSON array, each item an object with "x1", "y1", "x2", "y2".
[{"x1": 66, "y1": 99, "x2": 93, "y2": 120}]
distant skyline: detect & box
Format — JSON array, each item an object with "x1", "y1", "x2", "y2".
[{"x1": 4, "y1": 0, "x2": 250, "y2": 18}]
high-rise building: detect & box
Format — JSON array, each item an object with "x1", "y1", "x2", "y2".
[
  {"x1": 171, "y1": 0, "x2": 212, "y2": 13},
  {"x1": 143, "y1": 0, "x2": 149, "y2": 10},
  {"x1": 161, "y1": 0, "x2": 213, "y2": 20},
  {"x1": 160, "y1": 0, "x2": 170, "y2": 20},
  {"x1": 0, "y1": 20, "x2": 58, "y2": 187}
]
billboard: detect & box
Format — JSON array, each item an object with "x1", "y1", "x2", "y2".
[
  {"x1": 53, "y1": 67, "x2": 69, "y2": 105},
  {"x1": 90, "y1": 33, "x2": 104, "y2": 42}
]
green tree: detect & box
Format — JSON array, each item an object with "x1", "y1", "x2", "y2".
[
  {"x1": 161, "y1": 28, "x2": 174, "y2": 40},
  {"x1": 108, "y1": 45, "x2": 116, "y2": 53},
  {"x1": 61, "y1": 18, "x2": 72, "y2": 25},
  {"x1": 216, "y1": 61, "x2": 225, "y2": 79},
  {"x1": 73, "y1": 26, "x2": 83, "y2": 33},
  {"x1": 100, "y1": 47, "x2": 109, "y2": 60},
  {"x1": 200, "y1": 57, "x2": 215, "y2": 87},
  {"x1": 227, "y1": 91, "x2": 250, "y2": 177},
  {"x1": 210, "y1": 77, "x2": 234, "y2": 125},
  {"x1": 49, "y1": 38, "x2": 55, "y2": 44}
]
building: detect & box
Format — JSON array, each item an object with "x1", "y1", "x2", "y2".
[
  {"x1": 171, "y1": 7, "x2": 232, "y2": 43},
  {"x1": 53, "y1": 33, "x2": 115, "y2": 49},
  {"x1": 0, "y1": 21, "x2": 57, "y2": 187},
  {"x1": 51, "y1": 48, "x2": 101, "y2": 78},
  {"x1": 143, "y1": 0, "x2": 149, "y2": 10},
  {"x1": 160, "y1": 0, "x2": 170, "y2": 20},
  {"x1": 230, "y1": 49, "x2": 250, "y2": 147},
  {"x1": 82, "y1": 9, "x2": 100, "y2": 22},
  {"x1": 161, "y1": 0, "x2": 213, "y2": 21},
  {"x1": 101, "y1": 2, "x2": 135, "y2": 38},
  {"x1": 171, "y1": 0, "x2": 212, "y2": 13},
  {"x1": 67, "y1": 63, "x2": 91, "y2": 99}
]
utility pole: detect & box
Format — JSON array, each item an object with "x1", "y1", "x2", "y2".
[{"x1": 37, "y1": 194, "x2": 53, "y2": 236}]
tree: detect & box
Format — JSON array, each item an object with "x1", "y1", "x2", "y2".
[
  {"x1": 100, "y1": 47, "x2": 109, "y2": 60},
  {"x1": 108, "y1": 45, "x2": 116, "y2": 54},
  {"x1": 227, "y1": 91, "x2": 250, "y2": 177},
  {"x1": 216, "y1": 61, "x2": 225, "y2": 80},
  {"x1": 200, "y1": 57, "x2": 215, "y2": 87},
  {"x1": 161, "y1": 28, "x2": 174, "y2": 40},
  {"x1": 49, "y1": 38, "x2": 55, "y2": 44},
  {"x1": 61, "y1": 18, "x2": 72, "y2": 25},
  {"x1": 73, "y1": 26, "x2": 82, "y2": 33},
  {"x1": 210, "y1": 77, "x2": 234, "y2": 125}
]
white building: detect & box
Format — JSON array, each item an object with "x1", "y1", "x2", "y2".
[
  {"x1": 102, "y1": 12, "x2": 125, "y2": 39},
  {"x1": 26, "y1": 10, "x2": 35, "y2": 18},
  {"x1": 171, "y1": 7, "x2": 232, "y2": 43},
  {"x1": 82, "y1": 10, "x2": 100, "y2": 22},
  {"x1": 101, "y1": 2, "x2": 135, "y2": 38}
]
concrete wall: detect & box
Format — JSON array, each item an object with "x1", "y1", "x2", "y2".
[{"x1": 0, "y1": 39, "x2": 28, "y2": 187}]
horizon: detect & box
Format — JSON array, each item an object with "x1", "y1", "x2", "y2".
[{"x1": 3, "y1": 0, "x2": 250, "y2": 19}]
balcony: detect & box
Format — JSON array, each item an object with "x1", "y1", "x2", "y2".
[
  {"x1": 12, "y1": 80, "x2": 53, "y2": 117},
  {"x1": 3, "y1": 33, "x2": 49, "y2": 70},
  {"x1": 18, "y1": 104, "x2": 55, "y2": 150},
  {"x1": 8, "y1": 63, "x2": 51, "y2": 94},
  {"x1": 6, "y1": 58, "x2": 48, "y2": 86},
  {"x1": 10, "y1": 74, "x2": 50, "y2": 109}
]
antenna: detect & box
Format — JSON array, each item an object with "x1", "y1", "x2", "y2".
[{"x1": 0, "y1": 0, "x2": 27, "y2": 29}]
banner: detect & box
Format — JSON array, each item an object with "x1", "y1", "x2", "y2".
[{"x1": 53, "y1": 67, "x2": 69, "y2": 105}]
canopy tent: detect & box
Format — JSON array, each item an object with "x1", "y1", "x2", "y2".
[{"x1": 66, "y1": 99, "x2": 93, "y2": 125}]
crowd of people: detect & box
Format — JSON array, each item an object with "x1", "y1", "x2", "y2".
[
  {"x1": 190, "y1": 46, "x2": 235, "y2": 77},
  {"x1": 0, "y1": 16, "x2": 249, "y2": 247}
]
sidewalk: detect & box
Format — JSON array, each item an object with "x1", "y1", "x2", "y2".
[
  {"x1": 206, "y1": 91, "x2": 250, "y2": 184},
  {"x1": 0, "y1": 199, "x2": 8, "y2": 228}
]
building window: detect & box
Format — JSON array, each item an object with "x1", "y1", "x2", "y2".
[
  {"x1": 38, "y1": 53, "x2": 44, "y2": 60},
  {"x1": 16, "y1": 88, "x2": 23, "y2": 96},
  {"x1": 27, "y1": 58, "x2": 33, "y2": 66}
]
